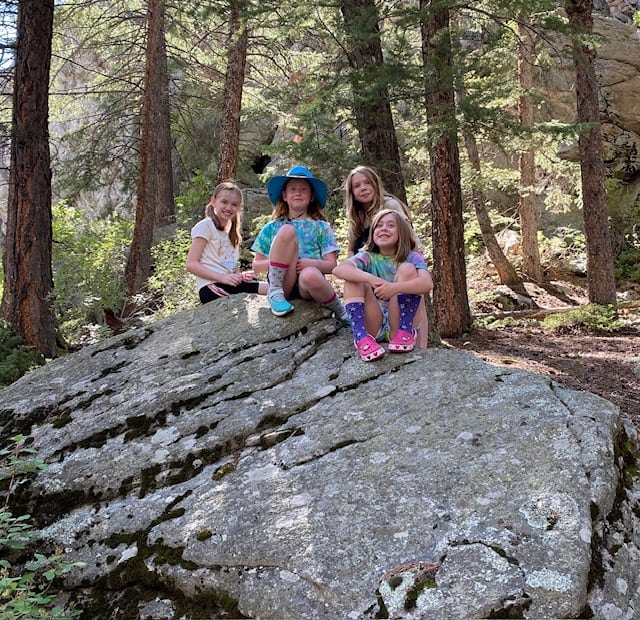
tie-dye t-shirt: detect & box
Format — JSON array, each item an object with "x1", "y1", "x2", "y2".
[
  {"x1": 251, "y1": 218, "x2": 340, "y2": 259},
  {"x1": 348, "y1": 250, "x2": 428, "y2": 281}
]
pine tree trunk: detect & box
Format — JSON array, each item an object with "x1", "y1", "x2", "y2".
[
  {"x1": 421, "y1": 0, "x2": 472, "y2": 338},
  {"x1": 217, "y1": 2, "x2": 247, "y2": 184},
  {"x1": 566, "y1": 0, "x2": 617, "y2": 305},
  {"x1": 340, "y1": 0, "x2": 406, "y2": 202},
  {"x1": 517, "y1": 19, "x2": 544, "y2": 282},
  {"x1": 2, "y1": 0, "x2": 57, "y2": 357},
  {"x1": 462, "y1": 126, "x2": 523, "y2": 288},
  {"x1": 125, "y1": 0, "x2": 174, "y2": 301}
]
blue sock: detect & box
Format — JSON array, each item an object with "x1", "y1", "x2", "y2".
[
  {"x1": 345, "y1": 302, "x2": 367, "y2": 341},
  {"x1": 397, "y1": 294, "x2": 420, "y2": 332}
]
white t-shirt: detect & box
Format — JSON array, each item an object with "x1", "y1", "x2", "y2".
[{"x1": 190, "y1": 217, "x2": 239, "y2": 291}]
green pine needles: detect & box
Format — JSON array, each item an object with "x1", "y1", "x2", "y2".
[
  {"x1": 0, "y1": 437, "x2": 83, "y2": 619},
  {"x1": 0, "y1": 324, "x2": 44, "y2": 388}
]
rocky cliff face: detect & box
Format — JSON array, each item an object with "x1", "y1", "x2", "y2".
[
  {"x1": 1, "y1": 296, "x2": 639, "y2": 619},
  {"x1": 538, "y1": 12, "x2": 640, "y2": 181}
]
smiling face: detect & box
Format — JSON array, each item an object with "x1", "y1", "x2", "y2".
[
  {"x1": 372, "y1": 212, "x2": 400, "y2": 254},
  {"x1": 212, "y1": 188, "x2": 242, "y2": 227},
  {"x1": 350, "y1": 171, "x2": 375, "y2": 207},
  {"x1": 282, "y1": 178, "x2": 313, "y2": 216}
]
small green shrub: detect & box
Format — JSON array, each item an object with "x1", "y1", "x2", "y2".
[
  {"x1": 541, "y1": 304, "x2": 623, "y2": 333},
  {"x1": 175, "y1": 169, "x2": 213, "y2": 227},
  {"x1": 52, "y1": 200, "x2": 132, "y2": 344},
  {"x1": 474, "y1": 315, "x2": 524, "y2": 330},
  {"x1": 0, "y1": 323, "x2": 44, "y2": 388},
  {"x1": 538, "y1": 228, "x2": 586, "y2": 273},
  {"x1": 147, "y1": 229, "x2": 197, "y2": 317},
  {"x1": 1, "y1": 436, "x2": 83, "y2": 618},
  {"x1": 614, "y1": 248, "x2": 640, "y2": 282},
  {"x1": 606, "y1": 177, "x2": 640, "y2": 255}
]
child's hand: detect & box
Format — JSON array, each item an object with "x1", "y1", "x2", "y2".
[
  {"x1": 241, "y1": 270, "x2": 256, "y2": 282},
  {"x1": 295, "y1": 258, "x2": 316, "y2": 273},
  {"x1": 223, "y1": 273, "x2": 243, "y2": 286},
  {"x1": 372, "y1": 280, "x2": 397, "y2": 300}
]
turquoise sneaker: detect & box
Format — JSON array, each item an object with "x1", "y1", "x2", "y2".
[{"x1": 268, "y1": 294, "x2": 293, "y2": 317}]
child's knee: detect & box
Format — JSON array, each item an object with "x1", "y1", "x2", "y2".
[
  {"x1": 275, "y1": 224, "x2": 297, "y2": 243},
  {"x1": 298, "y1": 267, "x2": 325, "y2": 289},
  {"x1": 394, "y1": 262, "x2": 418, "y2": 281}
]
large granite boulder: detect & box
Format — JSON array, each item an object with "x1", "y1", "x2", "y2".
[{"x1": 1, "y1": 296, "x2": 639, "y2": 619}]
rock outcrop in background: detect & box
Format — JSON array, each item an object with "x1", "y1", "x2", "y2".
[
  {"x1": 1, "y1": 297, "x2": 639, "y2": 619},
  {"x1": 539, "y1": 11, "x2": 640, "y2": 182}
]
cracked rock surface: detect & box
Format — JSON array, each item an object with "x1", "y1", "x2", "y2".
[{"x1": 1, "y1": 296, "x2": 639, "y2": 619}]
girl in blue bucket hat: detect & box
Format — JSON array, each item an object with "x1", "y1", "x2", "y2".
[{"x1": 251, "y1": 165, "x2": 349, "y2": 323}]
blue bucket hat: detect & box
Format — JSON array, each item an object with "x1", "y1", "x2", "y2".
[{"x1": 266, "y1": 165, "x2": 328, "y2": 208}]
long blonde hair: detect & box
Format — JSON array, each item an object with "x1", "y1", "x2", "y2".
[
  {"x1": 205, "y1": 181, "x2": 243, "y2": 248},
  {"x1": 345, "y1": 166, "x2": 411, "y2": 243},
  {"x1": 363, "y1": 209, "x2": 416, "y2": 263}
]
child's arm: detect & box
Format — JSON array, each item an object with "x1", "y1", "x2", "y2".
[
  {"x1": 252, "y1": 252, "x2": 270, "y2": 274},
  {"x1": 333, "y1": 259, "x2": 384, "y2": 287},
  {"x1": 297, "y1": 251, "x2": 337, "y2": 274},
  {"x1": 374, "y1": 269, "x2": 433, "y2": 299}
]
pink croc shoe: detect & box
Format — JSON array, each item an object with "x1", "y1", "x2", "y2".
[
  {"x1": 388, "y1": 329, "x2": 416, "y2": 353},
  {"x1": 354, "y1": 334, "x2": 385, "y2": 362}
]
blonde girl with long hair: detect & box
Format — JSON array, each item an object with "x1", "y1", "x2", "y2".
[{"x1": 186, "y1": 181, "x2": 267, "y2": 304}]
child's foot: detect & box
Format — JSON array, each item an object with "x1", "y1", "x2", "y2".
[
  {"x1": 354, "y1": 334, "x2": 385, "y2": 362},
  {"x1": 388, "y1": 329, "x2": 416, "y2": 353},
  {"x1": 336, "y1": 310, "x2": 351, "y2": 327},
  {"x1": 268, "y1": 294, "x2": 293, "y2": 317}
]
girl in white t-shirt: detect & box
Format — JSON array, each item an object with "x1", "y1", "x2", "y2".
[{"x1": 186, "y1": 181, "x2": 267, "y2": 304}]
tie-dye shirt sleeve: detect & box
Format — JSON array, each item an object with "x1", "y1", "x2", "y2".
[{"x1": 408, "y1": 250, "x2": 428, "y2": 271}]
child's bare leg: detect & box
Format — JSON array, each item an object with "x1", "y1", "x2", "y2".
[
  {"x1": 298, "y1": 268, "x2": 349, "y2": 324},
  {"x1": 414, "y1": 297, "x2": 429, "y2": 348},
  {"x1": 362, "y1": 285, "x2": 383, "y2": 336},
  {"x1": 342, "y1": 280, "x2": 365, "y2": 300}
]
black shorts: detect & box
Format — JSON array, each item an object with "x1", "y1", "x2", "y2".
[{"x1": 199, "y1": 280, "x2": 261, "y2": 304}]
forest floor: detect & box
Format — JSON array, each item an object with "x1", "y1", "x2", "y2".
[{"x1": 441, "y1": 273, "x2": 640, "y2": 436}]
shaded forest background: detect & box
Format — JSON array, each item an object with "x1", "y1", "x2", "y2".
[{"x1": 0, "y1": 0, "x2": 638, "y2": 368}]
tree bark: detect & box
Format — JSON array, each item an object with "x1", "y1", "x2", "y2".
[
  {"x1": 517, "y1": 19, "x2": 544, "y2": 282},
  {"x1": 421, "y1": 0, "x2": 472, "y2": 338},
  {"x1": 2, "y1": 0, "x2": 57, "y2": 357},
  {"x1": 340, "y1": 0, "x2": 406, "y2": 202},
  {"x1": 125, "y1": 0, "x2": 174, "y2": 302},
  {"x1": 566, "y1": 0, "x2": 617, "y2": 305},
  {"x1": 462, "y1": 124, "x2": 524, "y2": 289},
  {"x1": 216, "y1": 1, "x2": 248, "y2": 184}
]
